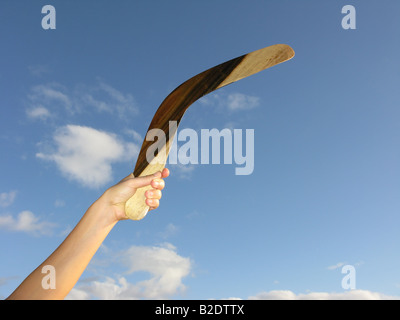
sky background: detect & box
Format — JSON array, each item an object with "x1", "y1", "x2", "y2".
[{"x1": 1, "y1": 0, "x2": 399, "y2": 300}]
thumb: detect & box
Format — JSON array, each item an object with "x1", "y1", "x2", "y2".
[{"x1": 125, "y1": 171, "x2": 162, "y2": 190}]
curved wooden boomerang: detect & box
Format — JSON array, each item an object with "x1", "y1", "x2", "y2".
[{"x1": 125, "y1": 44, "x2": 295, "y2": 220}]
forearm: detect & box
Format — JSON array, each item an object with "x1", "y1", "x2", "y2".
[
  {"x1": 6, "y1": 170, "x2": 168, "y2": 300},
  {"x1": 7, "y1": 197, "x2": 116, "y2": 300}
]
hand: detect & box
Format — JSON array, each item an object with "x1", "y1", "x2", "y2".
[{"x1": 101, "y1": 168, "x2": 170, "y2": 223}]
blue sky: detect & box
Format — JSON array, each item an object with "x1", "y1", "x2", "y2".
[{"x1": 1, "y1": 0, "x2": 400, "y2": 299}]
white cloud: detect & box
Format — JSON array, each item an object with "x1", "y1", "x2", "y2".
[
  {"x1": 67, "y1": 288, "x2": 91, "y2": 300},
  {"x1": 0, "y1": 211, "x2": 56, "y2": 236},
  {"x1": 0, "y1": 191, "x2": 17, "y2": 207},
  {"x1": 37, "y1": 125, "x2": 139, "y2": 188},
  {"x1": 247, "y1": 290, "x2": 399, "y2": 300},
  {"x1": 67, "y1": 243, "x2": 192, "y2": 300},
  {"x1": 121, "y1": 243, "x2": 192, "y2": 299}
]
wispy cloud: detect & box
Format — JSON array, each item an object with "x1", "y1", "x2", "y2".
[
  {"x1": 200, "y1": 92, "x2": 260, "y2": 112},
  {"x1": 0, "y1": 211, "x2": 57, "y2": 236},
  {"x1": 0, "y1": 191, "x2": 17, "y2": 207},
  {"x1": 169, "y1": 163, "x2": 196, "y2": 180},
  {"x1": 327, "y1": 262, "x2": 346, "y2": 271},
  {"x1": 28, "y1": 83, "x2": 72, "y2": 115},
  {"x1": 36, "y1": 125, "x2": 139, "y2": 188},
  {"x1": 26, "y1": 81, "x2": 139, "y2": 120},
  {"x1": 327, "y1": 261, "x2": 364, "y2": 271},
  {"x1": 54, "y1": 199, "x2": 66, "y2": 208},
  {"x1": 67, "y1": 243, "x2": 192, "y2": 300},
  {"x1": 246, "y1": 290, "x2": 399, "y2": 300},
  {"x1": 158, "y1": 223, "x2": 179, "y2": 239},
  {"x1": 28, "y1": 64, "x2": 52, "y2": 77},
  {"x1": 26, "y1": 106, "x2": 51, "y2": 120},
  {"x1": 226, "y1": 93, "x2": 260, "y2": 111},
  {"x1": 95, "y1": 81, "x2": 138, "y2": 118},
  {"x1": 124, "y1": 129, "x2": 143, "y2": 144}
]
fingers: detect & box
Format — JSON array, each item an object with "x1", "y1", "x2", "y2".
[
  {"x1": 145, "y1": 182, "x2": 163, "y2": 210},
  {"x1": 145, "y1": 197, "x2": 160, "y2": 209},
  {"x1": 149, "y1": 168, "x2": 169, "y2": 191},
  {"x1": 145, "y1": 169, "x2": 169, "y2": 210},
  {"x1": 151, "y1": 178, "x2": 165, "y2": 190},
  {"x1": 117, "y1": 168, "x2": 169, "y2": 211},
  {"x1": 145, "y1": 189, "x2": 162, "y2": 199},
  {"x1": 161, "y1": 168, "x2": 170, "y2": 178}
]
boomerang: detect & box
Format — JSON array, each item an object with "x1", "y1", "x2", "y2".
[{"x1": 125, "y1": 44, "x2": 295, "y2": 220}]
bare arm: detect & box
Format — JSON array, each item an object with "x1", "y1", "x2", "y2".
[{"x1": 6, "y1": 168, "x2": 169, "y2": 300}]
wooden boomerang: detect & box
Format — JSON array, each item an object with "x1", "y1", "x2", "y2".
[{"x1": 125, "y1": 43, "x2": 295, "y2": 220}]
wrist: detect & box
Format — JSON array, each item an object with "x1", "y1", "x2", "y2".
[{"x1": 86, "y1": 196, "x2": 120, "y2": 231}]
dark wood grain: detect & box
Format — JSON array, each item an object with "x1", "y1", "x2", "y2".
[{"x1": 133, "y1": 55, "x2": 245, "y2": 177}]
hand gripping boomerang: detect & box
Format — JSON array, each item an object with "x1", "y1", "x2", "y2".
[{"x1": 125, "y1": 44, "x2": 295, "y2": 220}]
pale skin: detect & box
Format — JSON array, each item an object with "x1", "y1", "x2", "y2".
[{"x1": 6, "y1": 168, "x2": 170, "y2": 300}]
